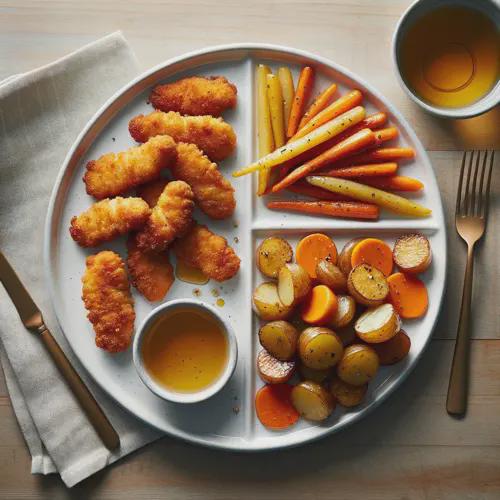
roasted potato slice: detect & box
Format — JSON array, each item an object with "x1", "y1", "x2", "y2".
[
  {"x1": 256, "y1": 237, "x2": 293, "y2": 278},
  {"x1": 330, "y1": 375, "x2": 367, "y2": 407},
  {"x1": 259, "y1": 320, "x2": 299, "y2": 361},
  {"x1": 337, "y1": 344, "x2": 379, "y2": 386},
  {"x1": 338, "y1": 238, "x2": 364, "y2": 276},
  {"x1": 291, "y1": 381, "x2": 335, "y2": 421},
  {"x1": 330, "y1": 295, "x2": 356, "y2": 329},
  {"x1": 278, "y1": 263, "x2": 312, "y2": 307},
  {"x1": 299, "y1": 327, "x2": 344, "y2": 370},
  {"x1": 393, "y1": 233, "x2": 432, "y2": 274},
  {"x1": 257, "y1": 349, "x2": 296, "y2": 384},
  {"x1": 298, "y1": 363, "x2": 332, "y2": 383},
  {"x1": 347, "y1": 263, "x2": 389, "y2": 306},
  {"x1": 315, "y1": 259, "x2": 347, "y2": 292},
  {"x1": 253, "y1": 282, "x2": 294, "y2": 320},
  {"x1": 371, "y1": 330, "x2": 411, "y2": 365},
  {"x1": 355, "y1": 303, "x2": 401, "y2": 344}
]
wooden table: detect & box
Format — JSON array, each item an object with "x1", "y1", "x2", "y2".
[{"x1": 1, "y1": 1, "x2": 499, "y2": 498}]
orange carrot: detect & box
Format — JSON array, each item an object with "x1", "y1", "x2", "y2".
[
  {"x1": 347, "y1": 147, "x2": 416, "y2": 165},
  {"x1": 329, "y1": 111, "x2": 388, "y2": 146},
  {"x1": 268, "y1": 200, "x2": 380, "y2": 220},
  {"x1": 359, "y1": 175, "x2": 424, "y2": 192},
  {"x1": 291, "y1": 89, "x2": 363, "y2": 141},
  {"x1": 298, "y1": 83, "x2": 338, "y2": 129},
  {"x1": 387, "y1": 272, "x2": 428, "y2": 318},
  {"x1": 301, "y1": 285, "x2": 338, "y2": 324},
  {"x1": 287, "y1": 66, "x2": 314, "y2": 138},
  {"x1": 374, "y1": 127, "x2": 398, "y2": 144},
  {"x1": 351, "y1": 238, "x2": 393, "y2": 276},
  {"x1": 255, "y1": 384, "x2": 299, "y2": 429},
  {"x1": 321, "y1": 162, "x2": 398, "y2": 178},
  {"x1": 272, "y1": 128, "x2": 376, "y2": 193},
  {"x1": 287, "y1": 182, "x2": 351, "y2": 201},
  {"x1": 296, "y1": 233, "x2": 338, "y2": 277}
]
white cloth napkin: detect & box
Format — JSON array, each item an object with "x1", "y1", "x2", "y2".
[{"x1": 0, "y1": 32, "x2": 163, "y2": 487}]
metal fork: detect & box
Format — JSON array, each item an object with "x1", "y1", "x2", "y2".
[{"x1": 446, "y1": 150, "x2": 495, "y2": 416}]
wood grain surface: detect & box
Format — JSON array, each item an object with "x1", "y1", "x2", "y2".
[{"x1": 0, "y1": 1, "x2": 499, "y2": 498}]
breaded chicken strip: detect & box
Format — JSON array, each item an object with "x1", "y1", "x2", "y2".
[
  {"x1": 129, "y1": 111, "x2": 236, "y2": 162},
  {"x1": 136, "y1": 178, "x2": 168, "y2": 207},
  {"x1": 70, "y1": 197, "x2": 151, "y2": 247},
  {"x1": 150, "y1": 76, "x2": 237, "y2": 117},
  {"x1": 135, "y1": 180, "x2": 194, "y2": 252},
  {"x1": 127, "y1": 236, "x2": 174, "y2": 302},
  {"x1": 82, "y1": 251, "x2": 135, "y2": 352},
  {"x1": 172, "y1": 142, "x2": 235, "y2": 219},
  {"x1": 173, "y1": 223, "x2": 240, "y2": 281},
  {"x1": 84, "y1": 135, "x2": 177, "y2": 200}
]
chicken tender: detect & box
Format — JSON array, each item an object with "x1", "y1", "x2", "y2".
[
  {"x1": 129, "y1": 111, "x2": 236, "y2": 162},
  {"x1": 173, "y1": 223, "x2": 240, "y2": 281},
  {"x1": 127, "y1": 236, "x2": 174, "y2": 302},
  {"x1": 136, "y1": 178, "x2": 169, "y2": 207},
  {"x1": 135, "y1": 180, "x2": 194, "y2": 252},
  {"x1": 70, "y1": 197, "x2": 151, "y2": 247},
  {"x1": 172, "y1": 142, "x2": 235, "y2": 219},
  {"x1": 150, "y1": 76, "x2": 237, "y2": 117},
  {"x1": 84, "y1": 135, "x2": 177, "y2": 199},
  {"x1": 82, "y1": 251, "x2": 135, "y2": 353}
]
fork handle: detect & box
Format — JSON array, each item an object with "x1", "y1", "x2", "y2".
[{"x1": 446, "y1": 244, "x2": 475, "y2": 416}]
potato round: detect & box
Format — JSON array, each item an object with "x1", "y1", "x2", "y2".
[
  {"x1": 253, "y1": 282, "x2": 293, "y2": 320},
  {"x1": 338, "y1": 238, "x2": 364, "y2": 276},
  {"x1": 347, "y1": 263, "x2": 389, "y2": 306},
  {"x1": 257, "y1": 349, "x2": 296, "y2": 384},
  {"x1": 315, "y1": 259, "x2": 347, "y2": 292},
  {"x1": 393, "y1": 233, "x2": 432, "y2": 274},
  {"x1": 330, "y1": 375, "x2": 367, "y2": 407},
  {"x1": 298, "y1": 363, "x2": 332, "y2": 383},
  {"x1": 355, "y1": 303, "x2": 401, "y2": 343},
  {"x1": 291, "y1": 381, "x2": 335, "y2": 421},
  {"x1": 278, "y1": 263, "x2": 312, "y2": 307},
  {"x1": 330, "y1": 295, "x2": 356, "y2": 329},
  {"x1": 337, "y1": 344, "x2": 379, "y2": 386},
  {"x1": 371, "y1": 330, "x2": 411, "y2": 365},
  {"x1": 259, "y1": 321, "x2": 299, "y2": 361},
  {"x1": 256, "y1": 237, "x2": 293, "y2": 278},
  {"x1": 299, "y1": 327, "x2": 344, "y2": 370}
]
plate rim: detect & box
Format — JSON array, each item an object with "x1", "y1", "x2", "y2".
[{"x1": 43, "y1": 42, "x2": 447, "y2": 451}]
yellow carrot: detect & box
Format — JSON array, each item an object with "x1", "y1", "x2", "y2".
[
  {"x1": 267, "y1": 73, "x2": 286, "y2": 148},
  {"x1": 278, "y1": 67, "x2": 295, "y2": 124}
]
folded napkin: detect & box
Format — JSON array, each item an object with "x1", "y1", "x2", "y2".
[{"x1": 0, "y1": 32, "x2": 162, "y2": 488}]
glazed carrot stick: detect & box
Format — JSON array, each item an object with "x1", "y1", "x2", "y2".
[
  {"x1": 360, "y1": 176, "x2": 424, "y2": 192},
  {"x1": 298, "y1": 83, "x2": 338, "y2": 129},
  {"x1": 267, "y1": 200, "x2": 380, "y2": 220},
  {"x1": 374, "y1": 127, "x2": 399, "y2": 144},
  {"x1": 321, "y1": 162, "x2": 398, "y2": 178},
  {"x1": 271, "y1": 128, "x2": 376, "y2": 193},
  {"x1": 287, "y1": 66, "x2": 314, "y2": 138},
  {"x1": 287, "y1": 182, "x2": 351, "y2": 201},
  {"x1": 278, "y1": 67, "x2": 295, "y2": 124},
  {"x1": 347, "y1": 147, "x2": 415, "y2": 164},
  {"x1": 255, "y1": 384, "x2": 299, "y2": 429},
  {"x1": 330, "y1": 111, "x2": 388, "y2": 145},
  {"x1": 387, "y1": 272, "x2": 428, "y2": 318},
  {"x1": 351, "y1": 237, "x2": 393, "y2": 276},
  {"x1": 291, "y1": 89, "x2": 363, "y2": 141}
]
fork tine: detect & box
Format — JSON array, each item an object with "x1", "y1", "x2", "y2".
[
  {"x1": 463, "y1": 150, "x2": 474, "y2": 215},
  {"x1": 470, "y1": 150, "x2": 481, "y2": 215},
  {"x1": 456, "y1": 151, "x2": 467, "y2": 216},
  {"x1": 482, "y1": 150, "x2": 494, "y2": 220},
  {"x1": 477, "y1": 151, "x2": 488, "y2": 216}
]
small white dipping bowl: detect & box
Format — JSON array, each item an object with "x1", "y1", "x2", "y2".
[
  {"x1": 133, "y1": 299, "x2": 238, "y2": 404},
  {"x1": 392, "y1": 0, "x2": 500, "y2": 119}
]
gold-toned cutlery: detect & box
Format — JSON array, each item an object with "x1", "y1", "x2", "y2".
[
  {"x1": 0, "y1": 251, "x2": 120, "y2": 450},
  {"x1": 447, "y1": 150, "x2": 495, "y2": 416}
]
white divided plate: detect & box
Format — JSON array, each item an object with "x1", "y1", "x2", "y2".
[{"x1": 44, "y1": 44, "x2": 446, "y2": 451}]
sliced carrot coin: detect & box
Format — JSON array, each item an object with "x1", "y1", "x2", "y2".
[
  {"x1": 301, "y1": 285, "x2": 338, "y2": 325},
  {"x1": 296, "y1": 233, "x2": 338, "y2": 278},
  {"x1": 255, "y1": 384, "x2": 299, "y2": 430},
  {"x1": 350, "y1": 237, "x2": 393, "y2": 276},
  {"x1": 387, "y1": 272, "x2": 428, "y2": 319}
]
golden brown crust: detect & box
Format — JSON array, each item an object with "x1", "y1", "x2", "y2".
[
  {"x1": 150, "y1": 76, "x2": 237, "y2": 117},
  {"x1": 83, "y1": 135, "x2": 177, "y2": 199},
  {"x1": 128, "y1": 111, "x2": 236, "y2": 162},
  {"x1": 70, "y1": 197, "x2": 151, "y2": 247},
  {"x1": 135, "y1": 180, "x2": 194, "y2": 252},
  {"x1": 172, "y1": 142, "x2": 235, "y2": 219},
  {"x1": 82, "y1": 251, "x2": 135, "y2": 352},
  {"x1": 126, "y1": 236, "x2": 174, "y2": 302},
  {"x1": 173, "y1": 223, "x2": 240, "y2": 281}
]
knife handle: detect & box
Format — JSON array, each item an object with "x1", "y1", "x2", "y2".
[{"x1": 40, "y1": 328, "x2": 120, "y2": 451}]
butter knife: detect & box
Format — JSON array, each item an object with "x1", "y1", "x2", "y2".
[{"x1": 0, "y1": 250, "x2": 120, "y2": 451}]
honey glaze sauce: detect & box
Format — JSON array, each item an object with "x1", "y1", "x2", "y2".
[{"x1": 142, "y1": 307, "x2": 228, "y2": 393}]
